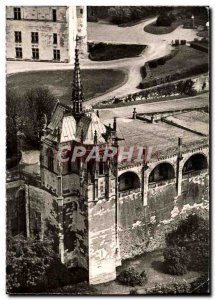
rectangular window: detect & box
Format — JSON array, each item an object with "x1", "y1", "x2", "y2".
[
  {"x1": 53, "y1": 33, "x2": 57, "y2": 45},
  {"x1": 14, "y1": 31, "x2": 22, "y2": 43},
  {"x1": 31, "y1": 32, "x2": 39, "y2": 44},
  {"x1": 14, "y1": 7, "x2": 21, "y2": 20},
  {"x1": 53, "y1": 49, "x2": 60, "y2": 61},
  {"x1": 52, "y1": 9, "x2": 57, "y2": 21},
  {"x1": 15, "y1": 47, "x2": 22, "y2": 58},
  {"x1": 32, "y1": 48, "x2": 39, "y2": 59},
  {"x1": 80, "y1": 8, "x2": 83, "y2": 14}
]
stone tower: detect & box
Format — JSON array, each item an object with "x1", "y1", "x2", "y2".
[
  {"x1": 68, "y1": 6, "x2": 87, "y2": 62},
  {"x1": 40, "y1": 48, "x2": 121, "y2": 284}
]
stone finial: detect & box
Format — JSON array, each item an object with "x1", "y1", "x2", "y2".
[
  {"x1": 81, "y1": 129, "x2": 84, "y2": 144},
  {"x1": 72, "y1": 46, "x2": 84, "y2": 118},
  {"x1": 113, "y1": 117, "x2": 117, "y2": 131}
]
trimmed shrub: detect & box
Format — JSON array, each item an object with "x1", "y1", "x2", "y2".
[
  {"x1": 163, "y1": 246, "x2": 190, "y2": 275},
  {"x1": 117, "y1": 267, "x2": 147, "y2": 287},
  {"x1": 190, "y1": 42, "x2": 208, "y2": 53},
  {"x1": 156, "y1": 12, "x2": 172, "y2": 27},
  {"x1": 175, "y1": 39, "x2": 180, "y2": 46}
]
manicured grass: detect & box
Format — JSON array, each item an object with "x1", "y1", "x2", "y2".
[
  {"x1": 7, "y1": 69, "x2": 127, "y2": 103},
  {"x1": 89, "y1": 43, "x2": 146, "y2": 61},
  {"x1": 148, "y1": 46, "x2": 208, "y2": 77},
  {"x1": 144, "y1": 20, "x2": 183, "y2": 35}
]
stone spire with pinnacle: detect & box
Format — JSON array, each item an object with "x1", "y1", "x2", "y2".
[{"x1": 72, "y1": 39, "x2": 84, "y2": 119}]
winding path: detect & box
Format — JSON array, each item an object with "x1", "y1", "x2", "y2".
[{"x1": 7, "y1": 17, "x2": 199, "y2": 106}]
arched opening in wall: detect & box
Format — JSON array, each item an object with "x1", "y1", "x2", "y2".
[
  {"x1": 10, "y1": 189, "x2": 26, "y2": 236},
  {"x1": 182, "y1": 153, "x2": 208, "y2": 176},
  {"x1": 47, "y1": 148, "x2": 54, "y2": 172},
  {"x1": 118, "y1": 171, "x2": 140, "y2": 192},
  {"x1": 149, "y1": 163, "x2": 175, "y2": 183}
]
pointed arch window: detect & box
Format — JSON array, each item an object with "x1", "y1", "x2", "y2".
[{"x1": 47, "y1": 148, "x2": 54, "y2": 172}]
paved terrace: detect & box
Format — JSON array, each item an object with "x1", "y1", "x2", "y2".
[
  {"x1": 100, "y1": 103, "x2": 209, "y2": 158},
  {"x1": 98, "y1": 93, "x2": 209, "y2": 119}
]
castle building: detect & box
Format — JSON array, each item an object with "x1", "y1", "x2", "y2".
[
  {"x1": 6, "y1": 48, "x2": 209, "y2": 285},
  {"x1": 6, "y1": 6, "x2": 87, "y2": 63}
]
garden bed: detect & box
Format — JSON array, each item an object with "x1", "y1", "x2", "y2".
[
  {"x1": 89, "y1": 42, "x2": 146, "y2": 61},
  {"x1": 144, "y1": 20, "x2": 183, "y2": 35}
]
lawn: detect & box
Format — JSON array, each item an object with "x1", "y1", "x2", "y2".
[
  {"x1": 144, "y1": 20, "x2": 183, "y2": 35},
  {"x1": 140, "y1": 45, "x2": 208, "y2": 87},
  {"x1": 7, "y1": 69, "x2": 127, "y2": 103},
  {"x1": 89, "y1": 43, "x2": 146, "y2": 61},
  {"x1": 148, "y1": 46, "x2": 208, "y2": 77},
  {"x1": 49, "y1": 249, "x2": 202, "y2": 295}
]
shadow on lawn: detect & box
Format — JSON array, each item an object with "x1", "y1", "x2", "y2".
[{"x1": 151, "y1": 260, "x2": 167, "y2": 274}]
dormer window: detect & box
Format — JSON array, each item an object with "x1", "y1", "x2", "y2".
[{"x1": 14, "y1": 7, "x2": 21, "y2": 20}]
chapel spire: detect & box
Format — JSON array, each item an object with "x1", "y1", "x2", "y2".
[{"x1": 72, "y1": 38, "x2": 84, "y2": 119}]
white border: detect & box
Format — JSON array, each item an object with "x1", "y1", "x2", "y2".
[{"x1": 1, "y1": 1, "x2": 213, "y2": 299}]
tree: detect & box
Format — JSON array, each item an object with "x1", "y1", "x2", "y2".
[
  {"x1": 6, "y1": 88, "x2": 24, "y2": 158},
  {"x1": 6, "y1": 235, "x2": 56, "y2": 293},
  {"x1": 22, "y1": 87, "x2": 56, "y2": 147},
  {"x1": 6, "y1": 235, "x2": 75, "y2": 293},
  {"x1": 156, "y1": 12, "x2": 173, "y2": 26},
  {"x1": 164, "y1": 214, "x2": 209, "y2": 274}
]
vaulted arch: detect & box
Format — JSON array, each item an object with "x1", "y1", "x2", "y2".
[
  {"x1": 182, "y1": 153, "x2": 208, "y2": 175},
  {"x1": 149, "y1": 162, "x2": 175, "y2": 183},
  {"x1": 118, "y1": 171, "x2": 140, "y2": 192}
]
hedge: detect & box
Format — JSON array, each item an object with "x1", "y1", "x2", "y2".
[
  {"x1": 139, "y1": 63, "x2": 208, "y2": 89},
  {"x1": 190, "y1": 42, "x2": 208, "y2": 53}
]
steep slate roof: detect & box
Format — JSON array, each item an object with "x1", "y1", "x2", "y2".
[
  {"x1": 76, "y1": 112, "x2": 106, "y2": 144},
  {"x1": 60, "y1": 116, "x2": 76, "y2": 143},
  {"x1": 47, "y1": 102, "x2": 70, "y2": 132}
]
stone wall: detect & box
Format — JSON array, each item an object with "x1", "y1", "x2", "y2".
[
  {"x1": 6, "y1": 6, "x2": 88, "y2": 62},
  {"x1": 88, "y1": 196, "x2": 118, "y2": 285},
  {"x1": 118, "y1": 171, "x2": 209, "y2": 260},
  {"x1": 95, "y1": 73, "x2": 209, "y2": 109},
  {"x1": 6, "y1": 17, "x2": 70, "y2": 62},
  {"x1": 63, "y1": 195, "x2": 88, "y2": 270},
  {"x1": 6, "y1": 6, "x2": 69, "y2": 62}
]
